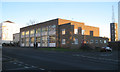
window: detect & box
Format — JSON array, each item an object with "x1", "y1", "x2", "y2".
[
  {"x1": 82, "y1": 30, "x2": 85, "y2": 35},
  {"x1": 104, "y1": 40, "x2": 107, "y2": 43},
  {"x1": 42, "y1": 27, "x2": 48, "y2": 36},
  {"x1": 100, "y1": 40, "x2": 102, "y2": 43},
  {"x1": 90, "y1": 31, "x2": 93, "y2": 36},
  {"x1": 62, "y1": 29, "x2": 65, "y2": 35},
  {"x1": 74, "y1": 38, "x2": 78, "y2": 44},
  {"x1": 36, "y1": 37, "x2": 40, "y2": 43},
  {"x1": 62, "y1": 39, "x2": 65, "y2": 44},
  {"x1": 95, "y1": 40, "x2": 98, "y2": 43},
  {"x1": 49, "y1": 25, "x2": 56, "y2": 35},
  {"x1": 30, "y1": 37, "x2": 34, "y2": 43},
  {"x1": 42, "y1": 36, "x2": 48, "y2": 47},
  {"x1": 30, "y1": 29, "x2": 34, "y2": 35},
  {"x1": 21, "y1": 38, "x2": 25, "y2": 43},
  {"x1": 26, "y1": 31, "x2": 29, "y2": 35},
  {"x1": 22, "y1": 32, "x2": 25, "y2": 36},
  {"x1": 26, "y1": 37, "x2": 29, "y2": 46},
  {"x1": 49, "y1": 36, "x2": 56, "y2": 43},
  {"x1": 74, "y1": 29, "x2": 78, "y2": 34},
  {"x1": 49, "y1": 36, "x2": 56, "y2": 47},
  {"x1": 90, "y1": 40, "x2": 94, "y2": 43},
  {"x1": 36, "y1": 28, "x2": 41, "y2": 34}
]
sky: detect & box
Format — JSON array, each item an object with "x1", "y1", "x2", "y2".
[{"x1": 1, "y1": 2, "x2": 118, "y2": 38}]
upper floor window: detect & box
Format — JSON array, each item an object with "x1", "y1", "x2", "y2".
[
  {"x1": 62, "y1": 39, "x2": 65, "y2": 44},
  {"x1": 22, "y1": 32, "x2": 25, "y2": 36},
  {"x1": 36, "y1": 28, "x2": 41, "y2": 34},
  {"x1": 62, "y1": 29, "x2": 65, "y2": 35},
  {"x1": 30, "y1": 29, "x2": 34, "y2": 35},
  {"x1": 26, "y1": 31, "x2": 29, "y2": 35},
  {"x1": 82, "y1": 30, "x2": 85, "y2": 35},
  {"x1": 90, "y1": 31, "x2": 93, "y2": 36},
  {"x1": 74, "y1": 29, "x2": 78, "y2": 34}
]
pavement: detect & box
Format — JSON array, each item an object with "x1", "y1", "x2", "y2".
[{"x1": 2, "y1": 47, "x2": 119, "y2": 71}]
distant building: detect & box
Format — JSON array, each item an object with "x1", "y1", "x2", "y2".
[
  {"x1": 110, "y1": 23, "x2": 118, "y2": 41},
  {"x1": 0, "y1": 21, "x2": 20, "y2": 44},
  {"x1": 13, "y1": 33, "x2": 20, "y2": 43},
  {"x1": 118, "y1": 1, "x2": 120, "y2": 40},
  {"x1": 20, "y1": 18, "x2": 108, "y2": 49},
  {"x1": 0, "y1": 23, "x2": 2, "y2": 48}
]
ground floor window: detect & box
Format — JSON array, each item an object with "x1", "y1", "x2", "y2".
[
  {"x1": 104, "y1": 40, "x2": 107, "y2": 43},
  {"x1": 90, "y1": 40, "x2": 94, "y2": 43},
  {"x1": 74, "y1": 38, "x2": 78, "y2": 44},
  {"x1": 42, "y1": 36, "x2": 48, "y2": 47},
  {"x1": 62, "y1": 39, "x2": 65, "y2": 44},
  {"x1": 26, "y1": 37, "x2": 29, "y2": 46},
  {"x1": 49, "y1": 35, "x2": 56, "y2": 47},
  {"x1": 95, "y1": 40, "x2": 98, "y2": 43}
]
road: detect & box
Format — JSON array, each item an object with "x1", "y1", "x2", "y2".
[{"x1": 2, "y1": 47, "x2": 119, "y2": 71}]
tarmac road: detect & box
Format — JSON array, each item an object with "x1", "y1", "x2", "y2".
[{"x1": 2, "y1": 47, "x2": 119, "y2": 71}]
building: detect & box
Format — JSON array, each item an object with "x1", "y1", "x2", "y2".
[
  {"x1": 0, "y1": 21, "x2": 20, "y2": 44},
  {"x1": 110, "y1": 23, "x2": 118, "y2": 41},
  {"x1": 20, "y1": 18, "x2": 108, "y2": 49},
  {"x1": 13, "y1": 33, "x2": 20, "y2": 43},
  {"x1": 118, "y1": 1, "x2": 120, "y2": 41}
]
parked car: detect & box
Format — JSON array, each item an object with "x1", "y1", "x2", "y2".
[{"x1": 100, "y1": 47, "x2": 112, "y2": 52}]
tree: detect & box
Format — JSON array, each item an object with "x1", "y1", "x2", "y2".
[{"x1": 26, "y1": 19, "x2": 38, "y2": 26}]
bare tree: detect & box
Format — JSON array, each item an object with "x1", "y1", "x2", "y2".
[{"x1": 26, "y1": 19, "x2": 38, "y2": 26}]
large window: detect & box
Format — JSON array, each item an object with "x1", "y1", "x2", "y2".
[
  {"x1": 26, "y1": 31, "x2": 29, "y2": 35},
  {"x1": 42, "y1": 36, "x2": 48, "y2": 47},
  {"x1": 21, "y1": 32, "x2": 25, "y2": 38},
  {"x1": 62, "y1": 29, "x2": 65, "y2": 35},
  {"x1": 49, "y1": 36, "x2": 56, "y2": 47},
  {"x1": 21, "y1": 38, "x2": 25, "y2": 43},
  {"x1": 42, "y1": 27, "x2": 48, "y2": 36},
  {"x1": 26, "y1": 37, "x2": 29, "y2": 46},
  {"x1": 36, "y1": 28, "x2": 41, "y2": 37},
  {"x1": 21, "y1": 38, "x2": 25, "y2": 46},
  {"x1": 36, "y1": 37, "x2": 40, "y2": 43},
  {"x1": 22, "y1": 32, "x2": 25, "y2": 36},
  {"x1": 62, "y1": 39, "x2": 65, "y2": 44},
  {"x1": 74, "y1": 29, "x2": 78, "y2": 34},
  {"x1": 49, "y1": 36, "x2": 56, "y2": 43},
  {"x1": 30, "y1": 29, "x2": 34, "y2": 35},
  {"x1": 36, "y1": 28, "x2": 41, "y2": 34},
  {"x1": 49, "y1": 25, "x2": 56, "y2": 35},
  {"x1": 30, "y1": 37, "x2": 34, "y2": 43}
]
